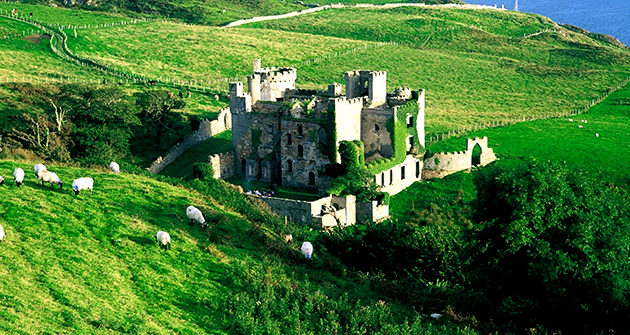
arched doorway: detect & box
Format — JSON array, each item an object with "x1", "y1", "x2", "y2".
[{"x1": 471, "y1": 143, "x2": 482, "y2": 166}]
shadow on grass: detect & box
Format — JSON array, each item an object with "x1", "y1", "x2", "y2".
[{"x1": 127, "y1": 235, "x2": 155, "y2": 246}]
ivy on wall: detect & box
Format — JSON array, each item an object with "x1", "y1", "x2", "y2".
[{"x1": 366, "y1": 96, "x2": 424, "y2": 175}]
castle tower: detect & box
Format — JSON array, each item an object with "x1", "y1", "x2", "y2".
[
  {"x1": 248, "y1": 74, "x2": 261, "y2": 104},
  {"x1": 344, "y1": 70, "x2": 387, "y2": 107}
]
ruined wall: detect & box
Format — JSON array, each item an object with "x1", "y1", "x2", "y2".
[
  {"x1": 280, "y1": 119, "x2": 331, "y2": 189},
  {"x1": 257, "y1": 68, "x2": 297, "y2": 101},
  {"x1": 334, "y1": 97, "x2": 363, "y2": 161},
  {"x1": 255, "y1": 195, "x2": 332, "y2": 226},
  {"x1": 234, "y1": 113, "x2": 281, "y2": 181},
  {"x1": 356, "y1": 201, "x2": 389, "y2": 223},
  {"x1": 208, "y1": 151, "x2": 235, "y2": 179},
  {"x1": 148, "y1": 107, "x2": 231, "y2": 174},
  {"x1": 422, "y1": 136, "x2": 497, "y2": 179},
  {"x1": 375, "y1": 155, "x2": 423, "y2": 195},
  {"x1": 361, "y1": 108, "x2": 394, "y2": 161}
]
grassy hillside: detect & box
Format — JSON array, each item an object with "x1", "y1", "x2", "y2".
[
  {"x1": 55, "y1": 6, "x2": 630, "y2": 135},
  {"x1": 0, "y1": 160, "x2": 476, "y2": 334}
]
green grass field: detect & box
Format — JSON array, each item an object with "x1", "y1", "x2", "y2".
[{"x1": 0, "y1": 159, "x2": 475, "y2": 334}]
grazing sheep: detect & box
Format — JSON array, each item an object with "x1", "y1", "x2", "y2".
[
  {"x1": 34, "y1": 163, "x2": 46, "y2": 177},
  {"x1": 38, "y1": 170, "x2": 63, "y2": 188},
  {"x1": 214, "y1": 94, "x2": 219, "y2": 101},
  {"x1": 13, "y1": 168, "x2": 24, "y2": 187},
  {"x1": 578, "y1": 125, "x2": 583, "y2": 128},
  {"x1": 0, "y1": 223, "x2": 4, "y2": 242},
  {"x1": 301, "y1": 242, "x2": 313, "y2": 260},
  {"x1": 568, "y1": 118, "x2": 573, "y2": 122},
  {"x1": 110, "y1": 162, "x2": 120, "y2": 173},
  {"x1": 0, "y1": 176, "x2": 4, "y2": 186},
  {"x1": 596, "y1": 133, "x2": 599, "y2": 137},
  {"x1": 186, "y1": 206, "x2": 207, "y2": 229},
  {"x1": 72, "y1": 177, "x2": 93, "y2": 195},
  {"x1": 155, "y1": 230, "x2": 171, "y2": 250}
]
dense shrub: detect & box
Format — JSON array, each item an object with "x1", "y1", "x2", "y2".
[{"x1": 462, "y1": 159, "x2": 630, "y2": 332}]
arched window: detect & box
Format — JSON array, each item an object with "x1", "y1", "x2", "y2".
[
  {"x1": 298, "y1": 145, "x2": 304, "y2": 158},
  {"x1": 472, "y1": 143, "x2": 482, "y2": 166},
  {"x1": 287, "y1": 133, "x2": 292, "y2": 145},
  {"x1": 287, "y1": 160, "x2": 293, "y2": 172},
  {"x1": 309, "y1": 172, "x2": 315, "y2": 185},
  {"x1": 298, "y1": 124, "x2": 303, "y2": 136}
]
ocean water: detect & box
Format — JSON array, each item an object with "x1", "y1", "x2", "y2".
[{"x1": 463, "y1": 0, "x2": 630, "y2": 46}]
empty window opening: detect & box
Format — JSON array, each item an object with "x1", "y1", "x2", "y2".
[
  {"x1": 375, "y1": 124, "x2": 380, "y2": 131},
  {"x1": 415, "y1": 161, "x2": 420, "y2": 178},
  {"x1": 389, "y1": 170, "x2": 393, "y2": 185},
  {"x1": 287, "y1": 160, "x2": 293, "y2": 172},
  {"x1": 407, "y1": 115, "x2": 413, "y2": 128},
  {"x1": 309, "y1": 172, "x2": 316, "y2": 185},
  {"x1": 472, "y1": 143, "x2": 482, "y2": 166},
  {"x1": 401, "y1": 166, "x2": 406, "y2": 180},
  {"x1": 298, "y1": 145, "x2": 304, "y2": 158},
  {"x1": 298, "y1": 125, "x2": 303, "y2": 136},
  {"x1": 287, "y1": 133, "x2": 292, "y2": 145}
]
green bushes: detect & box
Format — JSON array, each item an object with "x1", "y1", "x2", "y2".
[{"x1": 462, "y1": 159, "x2": 630, "y2": 332}]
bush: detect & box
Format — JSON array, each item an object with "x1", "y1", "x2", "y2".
[{"x1": 462, "y1": 159, "x2": 630, "y2": 332}]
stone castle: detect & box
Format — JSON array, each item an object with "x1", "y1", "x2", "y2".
[
  {"x1": 229, "y1": 59, "x2": 425, "y2": 196},
  {"x1": 198, "y1": 59, "x2": 496, "y2": 226}
]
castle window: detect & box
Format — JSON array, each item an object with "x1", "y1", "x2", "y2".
[
  {"x1": 287, "y1": 133, "x2": 292, "y2": 145},
  {"x1": 407, "y1": 115, "x2": 413, "y2": 128},
  {"x1": 407, "y1": 136, "x2": 414, "y2": 153},
  {"x1": 287, "y1": 160, "x2": 293, "y2": 172},
  {"x1": 309, "y1": 172, "x2": 315, "y2": 185},
  {"x1": 298, "y1": 145, "x2": 304, "y2": 158},
  {"x1": 375, "y1": 124, "x2": 380, "y2": 131},
  {"x1": 401, "y1": 166, "x2": 406, "y2": 180},
  {"x1": 298, "y1": 125, "x2": 303, "y2": 136},
  {"x1": 416, "y1": 161, "x2": 420, "y2": 178},
  {"x1": 389, "y1": 170, "x2": 393, "y2": 185},
  {"x1": 381, "y1": 172, "x2": 385, "y2": 186}
]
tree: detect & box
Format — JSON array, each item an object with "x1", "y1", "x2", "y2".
[
  {"x1": 134, "y1": 90, "x2": 185, "y2": 150},
  {"x1": 61, "y1": 84, "x2": 140, "y2": 164},
  {"x1": 463, "y1": 159, "x2": 630, "y2": 332}
]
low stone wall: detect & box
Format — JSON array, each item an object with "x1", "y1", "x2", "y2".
[
  {"x1": 208, "y1": 151, "x2": 235, "y2": 179},
  {"x1": 357, "y1": 201, "x2": 389, "y2": 223},
  {"x1": 255, "y1": 195, "x2": 332, "y2": 226},
  {"x1": 423, "y1": 136, "x2": 497, "y2": 179},
  {"x1": 147, "y1": 107, "x2": 231, "y2": 174}
]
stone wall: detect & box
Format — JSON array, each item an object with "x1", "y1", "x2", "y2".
[
  {"x1": 422, "y1": 136, "x2": 497, "y2": 179},
  {"x1": 147, "y1": 107, "x2": 232, "y2": 174},
  {"x1": 208, "y1": 151, "x2": 235, "y2": 179},
  {"x1": 361, "y1": 108, "x2": 394, "y2": 161},
  {"x1": 374, "y1": 154, "x2": 423, "y2": 196},
  {"x1": 356, "y1": 200, "x2": 389, "y2": 223}
]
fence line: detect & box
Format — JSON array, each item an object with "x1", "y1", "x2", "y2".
[{"x1": 425, "y1": 75, "x2": 630, "y2": 146}]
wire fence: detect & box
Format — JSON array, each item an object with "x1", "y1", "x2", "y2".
[{"x1": 425, "y1": 75, "x2": 630, "y2": 146}]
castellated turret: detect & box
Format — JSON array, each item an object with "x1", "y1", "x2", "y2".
[
  {"x1": 344, "y1": 70, "x2": 387, "y2": 107},
  {"x1": 249, "y1": 59, "x2": 297, "y2": 101}
]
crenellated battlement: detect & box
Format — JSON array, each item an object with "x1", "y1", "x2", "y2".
[{"x1": 333, "y1": 96, "x2": 364, "y2": 105}]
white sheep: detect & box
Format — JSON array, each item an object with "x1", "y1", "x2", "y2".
[
  {"x1": 72, "y1": 177, "x2": 93, "y2": 195},
  {"x1": 301, "y1": 241, "x2": 313, "y2": 260},
  {"x1": 0, "y1": 176, "x2": 4, "y2": 186},
  {"x1": 38, "y1": 170, "x2": 63, "y2": 189},
  {"x1": 34, "y1": 163, "x2": 46, "y2": 177},
  {"x1": 110, "y1": 162, "x2": 120, "y2": 173},
  {"x1": 186, "y1": 206, "x2": 207, "y2": 229},
  {"x1": 595, "y1": 133, "x2": 599, "y2": 137},
  {"x1": 13, "y1": 168, "x2": 24, "y2": 187},
  {"x1": 0, "y1": 223, "x2": 5, "y2": 242},
  {"x1": 578, "y1": 125, "x2": 583, "y2": 128},
  {"x1": 568, "y1": 118, "x2": 573, "y2": 122},
  {"x1": 155, "y1": 230, "x2": 171, "y2": 250}
]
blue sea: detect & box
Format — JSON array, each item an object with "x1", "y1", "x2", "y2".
[{"x1": 463, "y1": 0, "x2": 630, "y2": 47}]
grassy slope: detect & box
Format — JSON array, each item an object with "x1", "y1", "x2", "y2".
[
  {"x1": 0, "y1": 160, "x2": 475, "y2": 334},
  {"x1": 59, "y1": 6, "x2": 630, "y2": 134}
]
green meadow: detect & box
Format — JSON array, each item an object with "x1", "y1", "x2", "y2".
[{"x1": 0, "y1": 160, "x2": 473, "y2": 334}]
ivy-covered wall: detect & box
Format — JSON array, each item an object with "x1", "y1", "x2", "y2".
[{"x1": 366, "y1": 98, "x2": 423, "y2": 175}]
